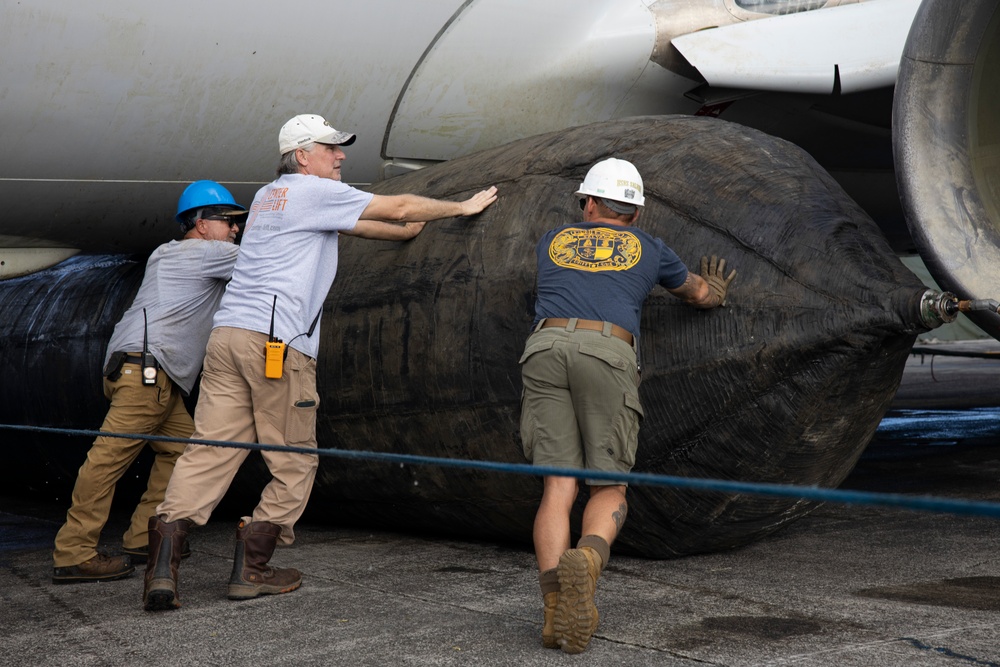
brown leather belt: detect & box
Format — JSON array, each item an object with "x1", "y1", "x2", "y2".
[{"x1": 540, "y1": 318, "x2": 633, "y2": 345}]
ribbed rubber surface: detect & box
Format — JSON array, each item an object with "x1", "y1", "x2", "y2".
[{"x1": 0, "y1": 117, "x2": 928, "y2": 557}]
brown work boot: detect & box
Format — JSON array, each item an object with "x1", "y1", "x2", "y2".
[
  {"x1": 553, "y1": 547, "x2": 603, "y2": 654},
  {"x1": 123, "y1": 539, "x2": 191, "y2": 564},
  {"x1": 542, "y1": 591, "x2": 559, "y2": 649},
  {"x1": 227, "y1": 520, "x2": 301, "y2": 600},
  {"x1": 143, "y1": 515, "x2": 192, "y2": 612},
  {"x1": 52, "y1": 553, "x2": 134, "y2": 584}
]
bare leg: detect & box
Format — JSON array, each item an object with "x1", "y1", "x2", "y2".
[
  {"x1": 580, "y1": 485, "x2": 627, "y2": 546},
  {"x1": 532, "y1": 476, "x2": 579, "y2": 572}
]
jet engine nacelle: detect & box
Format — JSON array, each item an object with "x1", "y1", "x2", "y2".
[{"x1": 894, "y1": 0, "x2": 1000, "y2": 338}]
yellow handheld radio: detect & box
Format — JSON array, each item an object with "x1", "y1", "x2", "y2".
[{"x1": 264, "y1": 295, "x2": 286, "y2": 379}]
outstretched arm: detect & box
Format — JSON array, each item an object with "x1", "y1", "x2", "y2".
[
  {"x1": 341, "y1": 220, "x2": 426, "y2": 240},
  {"x1": 667, "y1": 255, "x2": 736, "y2": 309},
  {"x1": 668, "y1": 272, "x2": 716, "y2": 309},
  {"x1": 359, "y1": 186, "x2": 498, "y2": 223}
]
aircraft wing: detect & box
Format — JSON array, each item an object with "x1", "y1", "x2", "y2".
[{"x1": 672, "y1": 0, "x2": 923, "y2": 94}]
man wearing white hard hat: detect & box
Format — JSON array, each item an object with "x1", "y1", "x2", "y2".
[
  {"x1": 519, "y1": 158, "x2": 735, "y2": 653},
  {"x1": 143, "y1": 114, "x2": 497, "y2": 611}
]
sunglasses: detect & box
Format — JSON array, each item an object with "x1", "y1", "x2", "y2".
[{"x1": 203, "y1": 216, "x2": 240, "y2": 227}]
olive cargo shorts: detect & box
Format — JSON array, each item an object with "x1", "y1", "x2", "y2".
[{"x1": 519, "y1": 325, "x2": 643, "y2": 484}]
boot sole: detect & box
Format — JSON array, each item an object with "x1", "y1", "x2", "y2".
[
  {"x1": 542, "y1": 592, "x2": 559, "y2": 649},
  {"x1": 144, "y1": 579, "x2": 180, "y2": 611},
  {"x1": 553, "y1": 549, "x2": 599, "y2": 654},
  {"x1": 227, "y1": 580, "x2": 301, "y2": 600},
  {"x1": 52, "y1": 565, "x2": 135, "y2": 585}
]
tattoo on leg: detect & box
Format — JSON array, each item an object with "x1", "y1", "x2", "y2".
[{"x1": 612, "y1": 502, "x2": 627, "y2": 534}]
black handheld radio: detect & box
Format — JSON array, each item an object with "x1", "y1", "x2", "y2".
[{"x1": 141, "y1": 308, "x2": 158, "y2": 386}]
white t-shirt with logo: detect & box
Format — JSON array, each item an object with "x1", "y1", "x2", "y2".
[{"x1": 213, "y1": 173, "x2": 374, "y2": 358}]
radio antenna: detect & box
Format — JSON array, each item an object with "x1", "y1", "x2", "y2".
[{"x1": 269, "y1": 295, "x2": 278, "y2": 342}]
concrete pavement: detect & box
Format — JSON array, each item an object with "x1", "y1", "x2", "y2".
[{"x1": 2, "y1": 440, "x2": 999, "y2": 667}]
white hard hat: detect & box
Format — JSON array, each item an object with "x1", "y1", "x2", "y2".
[{"x1": 574, "y1": 158, "x2": 645, "y2": 208}]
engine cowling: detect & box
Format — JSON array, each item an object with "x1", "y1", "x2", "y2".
[{"x1": 894, "y1": 0, "x2": 1000, "y2": 339}]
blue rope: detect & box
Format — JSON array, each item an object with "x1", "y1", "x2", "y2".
[{"x1": 3, "y1": 422, "x2": 1000, "y2": 519}]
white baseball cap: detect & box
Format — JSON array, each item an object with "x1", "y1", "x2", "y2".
[{"x1": 278, "y1": 114, "x2": 356, "y2": 155}]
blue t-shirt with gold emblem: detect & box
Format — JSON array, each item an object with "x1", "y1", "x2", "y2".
[{"x1": 532, "y1": 222, "x2": 688, "y2": 340}]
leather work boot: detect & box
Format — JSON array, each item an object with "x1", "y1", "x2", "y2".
[
  {"x1": 123, "y1": 539, "x2": 191, "y2": 564},
  {"x1": 52, "y1": 553, "x2": 134, "y2": 584},
  {"x1": 553, "y1": 547, "x2": 603, "y2": 654},
  {"x1": 227, "y1": 520, "x2": 302, "y2": 600},
  {"x1": 542, "y1": 591, "x2": 559, "y2": 649},
  {"x1": 143, "y1": 515, "x2": 192, "y2": 611}
]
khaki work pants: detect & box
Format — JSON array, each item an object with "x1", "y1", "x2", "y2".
[
  {"x1": 157, "y1": 327, "x2": 319, "y2": 545},
  {"x1": 53, "y1": 365, "x2": 191, "y2": 567}
]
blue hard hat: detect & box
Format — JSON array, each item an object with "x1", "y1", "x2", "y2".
[{"x1": 175, "y1": 180, "x2": 246, "y2": 222}]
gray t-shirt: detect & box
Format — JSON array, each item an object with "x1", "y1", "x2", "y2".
[
  {"x1": 212, "y1": 173, "x2": 374, "y2": 358},
  {"x1": 104, "y1": 238, "x2": 239, "y2": 394}
]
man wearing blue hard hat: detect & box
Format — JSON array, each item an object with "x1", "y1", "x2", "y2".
[{"x1": 52, "y1": 180, "x2": 246, "y2": 584}]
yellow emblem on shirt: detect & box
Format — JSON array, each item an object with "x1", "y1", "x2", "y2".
[{"x1": 548, "y1": 227, "x2": 642, "y2": 272}]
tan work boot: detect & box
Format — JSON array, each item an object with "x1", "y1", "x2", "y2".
[
  {"x1": 227, "y1": 520, "x2": 301, "y2": 600},
  {"x1": 553, "y1": 546, "x2": 603, "y2": 654},
  {"x1": 143, "y1": 515, "x2": 192, "y2": 611},
  {"x1": 52, "y1": 553, "x2": 134, "y2": 584},
  {"x1": 542, "y1": 591, "x2": 559, "y2": 649}
]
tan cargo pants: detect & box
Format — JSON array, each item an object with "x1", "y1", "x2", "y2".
[
  {"x1": 53, "y1": 364, "x2": 191, "y2": 567},
  {"x1": 157, "y1": 327, "x2": 319, "y2": 545}
]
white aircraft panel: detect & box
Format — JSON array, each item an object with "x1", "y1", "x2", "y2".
[
  {"x1": 672, "y1": 0, "x2": 923, "y2": 94},
  {"x1": 0, "y1": 0, "x2": 466, "y2": 253},
  {"x1": 0, "y1": 1, "x2": 466, "y2": 187},
  {"x1": 387, "y1": 0, "x2": 693, "y2": 161}
]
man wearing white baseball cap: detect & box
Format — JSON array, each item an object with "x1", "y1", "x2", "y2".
[
  {"x1": 277, "y1": 113, "x2": 357, "y2": 153},
  {"x1": 143, "y1": 113, "x2": 498, "y2": 611}
]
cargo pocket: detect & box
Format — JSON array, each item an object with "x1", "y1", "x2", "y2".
[
  {"x1": 286, "y1": 395, "x2": 318, "y2": 446},
  {"x1": 577, "y1": 343, "x2": 630, "y2": 372},
  {"x1": 286, "y1": 355, "x2": 319, "y2": 447},
  {"x1": 518, "y1": 339, "x2": 555, "y2": 364},
  {"x1": 618, "y1": 392, "x2": 644, "y2": 469},
  {"x1": 519, "y1": 388, "x2": 536, "y2": 461}
]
